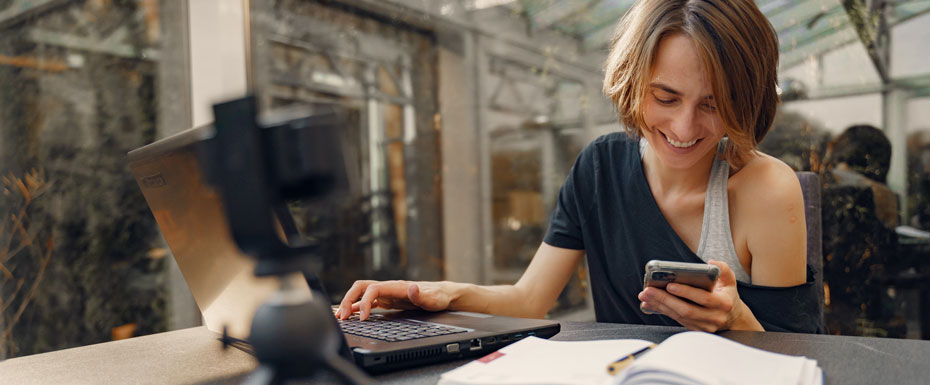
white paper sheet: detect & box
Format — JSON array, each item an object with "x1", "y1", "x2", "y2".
[{"x1": 438, "y1": 337, "x2": 654, "y2": 385}]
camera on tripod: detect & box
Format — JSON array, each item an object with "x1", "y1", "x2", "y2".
[{"x1": 202, "y1": 96, "x2": 372, "y2": 385}]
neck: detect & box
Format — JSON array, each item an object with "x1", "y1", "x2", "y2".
[{"x1": 642, "y1": 143, "x2": 718, "y2": 197}]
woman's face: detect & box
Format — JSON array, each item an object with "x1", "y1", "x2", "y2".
[{"x1": 641, "y1": 33, "x2": 726, "y2": 171}]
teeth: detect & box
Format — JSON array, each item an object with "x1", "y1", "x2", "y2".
[{"x1": 665, "y1": 135, "x2": 698, "y2": 148}]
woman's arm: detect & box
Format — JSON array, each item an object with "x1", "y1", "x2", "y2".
[
  {"x1": 454, "y1": 243, "x2": 585, "y2": 318},
  {"x1": 743, "y1": 159, "x2": 807, "y2": 287},
  {"x1": 336, "y1": 242, "x2": 584, "y2": 320}
]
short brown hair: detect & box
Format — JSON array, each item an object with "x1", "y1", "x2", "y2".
[{"x1": 602, "y1": 0, "x2": 779, "y2": 168}]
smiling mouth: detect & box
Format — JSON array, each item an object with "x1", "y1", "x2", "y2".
[{"x1": 663, "y1": 133, "x2": 699, "y2": 148}]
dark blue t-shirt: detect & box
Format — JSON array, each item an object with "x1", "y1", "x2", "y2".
[{"x1": 544, "y1": 132, "x2": 822, "y2": 333}]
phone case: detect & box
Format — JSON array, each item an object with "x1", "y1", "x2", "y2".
[
  {"x1": 643, "y1": 260, "x2": 721, "y2": 291},
  {"x1": 641, "y1": 261, "x2": 721, "y2": 315}
]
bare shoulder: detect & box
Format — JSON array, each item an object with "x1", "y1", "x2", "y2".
[
  {"x1": 730, "y1": 152, "x2": 807, "y2": 286},
  {"x1": 730, "y1": 152, "x2": 803, "y2": 207}
]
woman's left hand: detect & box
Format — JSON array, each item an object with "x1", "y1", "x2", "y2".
[{"x1": 638, "y1": 260, "x2": 763, "y2": 332}]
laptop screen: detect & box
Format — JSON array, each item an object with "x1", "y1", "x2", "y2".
[{"x1": 128, "y1": 125, "x2": 308, "y2": 339}]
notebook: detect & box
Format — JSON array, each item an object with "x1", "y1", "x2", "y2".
[
  {"x1": 128, "y1": 123, "x2": 561, "y2": 373},
  {"x1": 438, "y1": 331, "x2": 823, "y2": 385}
]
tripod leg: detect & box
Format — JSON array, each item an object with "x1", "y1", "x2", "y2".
[{"x1": 303, "y1": 276, "x2": 353, "y2": 361}]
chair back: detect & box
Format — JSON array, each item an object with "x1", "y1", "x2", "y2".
[{"x1": 797, "y1": 171, "x2": 825, "y2": 332}]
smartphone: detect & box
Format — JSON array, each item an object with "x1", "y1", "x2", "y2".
[{"x1": 641, "y1": 260, "x2": 720, "y2": 315}]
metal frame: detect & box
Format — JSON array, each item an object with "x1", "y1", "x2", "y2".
[
  {"x1": 249, "y1": 0, "x2": 432, "y2": 276},
  {"x1": 776, "y1": 0, "x2": 930, "y2": 220},
  {"x1": 0, "y1": 0, "x2": 70, "y2": 30}
]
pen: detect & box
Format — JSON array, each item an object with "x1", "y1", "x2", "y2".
[{"x1": 606, "y1": 344, "x2": 657, "y2": 375}]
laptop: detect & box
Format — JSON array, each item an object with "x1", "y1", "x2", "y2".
[{"x1": 127, "y1": 124, "x2": 561, "y2": 373}]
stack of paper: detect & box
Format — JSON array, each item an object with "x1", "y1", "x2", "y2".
[
  {"x1": 438, "y1": 337, "x2": 654, "y2": 385},
  {"x1": 612, "y1": 332, "x2": 822, "y2": 385},
  {"x1": 438, "y1": 332, "x2": 822, "y2": 385}
]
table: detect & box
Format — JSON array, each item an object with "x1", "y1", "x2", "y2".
[{"x1": 2, "y1": 322, "x2": 929, "y2": 385}]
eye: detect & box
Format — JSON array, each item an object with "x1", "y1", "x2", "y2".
[
  {"x1": 700, "y1": 103, "x2": 717, "y2": 112},
  {"x1": 655, "y1": 96, "x2": 676, "y2": 105}
]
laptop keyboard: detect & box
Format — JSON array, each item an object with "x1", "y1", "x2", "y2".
[{"x1": 335, "y1": 313, "x2": 470, "y2": 342}]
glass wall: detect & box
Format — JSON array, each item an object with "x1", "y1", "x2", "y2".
[
  {"x1": 3, "y1": 0, "x2": 930, "y2": 359},
  {"x1": 0, "y1": 0, "x2": 187, "y2": 358},
  {"x1": 481, "y1": 47, "x2": 595, "y2": 314},
  {"x1": 249, "y1": 0, "x2": 445, "y2": 300},
  {"x1": 762, "y1": 4, "x2": 930, "y2": 339}
]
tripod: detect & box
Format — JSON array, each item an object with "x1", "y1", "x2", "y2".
[
  {"x1": 224, "y1": 281, "x2": 373, "y2": 385},
  {"x1": 205, "y1": 96, "x2": 374, "y2": 385}
]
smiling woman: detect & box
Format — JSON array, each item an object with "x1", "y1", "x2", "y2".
[
  {"x1": 640, "y1": 33, "x2": 726, "y2": 172},
  {"x1": 586, "y1": 0, "x2": 813, "y2": 332},
  {"x1": 336, "y1": 0, "x2": 822, "y2": 335},
  {"x1": 603, "y1": 0, "x2": 780, "y2": 170}
]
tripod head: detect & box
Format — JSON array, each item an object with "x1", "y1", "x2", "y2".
[
  {"x1": 242, "y1": 283, "x2": 372, "y2": 385},
  {"x1": 202, "y1": 96, "x2": 372, "y2": 385}
]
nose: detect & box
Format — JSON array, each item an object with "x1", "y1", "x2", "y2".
[{"x1": 668, "y1": 107, "x2": 697, "y2": 141}]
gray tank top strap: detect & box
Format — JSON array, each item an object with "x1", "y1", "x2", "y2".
[
  {"x1": 638, "y1": 137, "x2": 750, "y2": 283},
  {"x1": 696, "y1": 139, "x2": 752, "y2": 283}
]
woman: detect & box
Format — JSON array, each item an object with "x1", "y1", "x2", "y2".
[{"x1": 336, "y1": 0, "x2": 822, "y2": 333}]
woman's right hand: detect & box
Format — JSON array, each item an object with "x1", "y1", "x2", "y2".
[
  {"x1": 334, "y1": 243, "x2": 584, "y2": 321},
  {"x1": 334, "y1": 280, "x2": 458, "y2": 321}
]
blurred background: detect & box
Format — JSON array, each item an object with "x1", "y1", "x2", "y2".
[{"x1": 1, "y1": 0, "x2": 929, "y2": 358}]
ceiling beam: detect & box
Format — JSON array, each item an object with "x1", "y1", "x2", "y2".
[
  {"x1": 28, "y1": 28, "x2": 159, "y2": 60},
  {"x1": 780, "y1": 26, "x2": 858, "y2": 70},
  {"x1": 776, "y1": 5, "x2": 846, "y2": 43},
  {"x1": 895, "y1": 72, "x2": 930, "y2": 93},
  {"x1": 582, "y1": 22, "x2": 616, "y2": 50},
  {"x1": 0, "y1": 53, "x2": 68, "y2": 72},
  {"x1": 779, "y1": 2, "x2": 930, "y2": 70},
  {"x1": 841, "y1": 0, "x2": 890, "y2": 82},
  {"x1": 893, "y1": 1, "x2": 930, "y2": 21},
  {"x1": 578, "y1": 1, "x2": 636, "y2": 49},
  {"x1": 758, "y1": 0, "x2": 800, "y2": 16},
  {"x1": 530, "y1": 0, "x2": 601, "y2": 31},
  {"x1": 767, "y1": 0, "x2": 841, "y2": 33},
  {"x1": 780, "y1": 72, "x2": 930, "y2": 101},
  {"x1": 779, "y1": 8, "x2": 850, "y2": 52},
  {"x1": 0, "y1": 0, "x2": 70, "y2": 30}
]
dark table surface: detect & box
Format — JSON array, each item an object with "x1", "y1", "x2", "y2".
[
  {"x1": 2, "y1": 322, "x2": 929, "y2": 385},
  {"x1": 379, "y1": 322, "x2": 930, "y2": 385}
]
